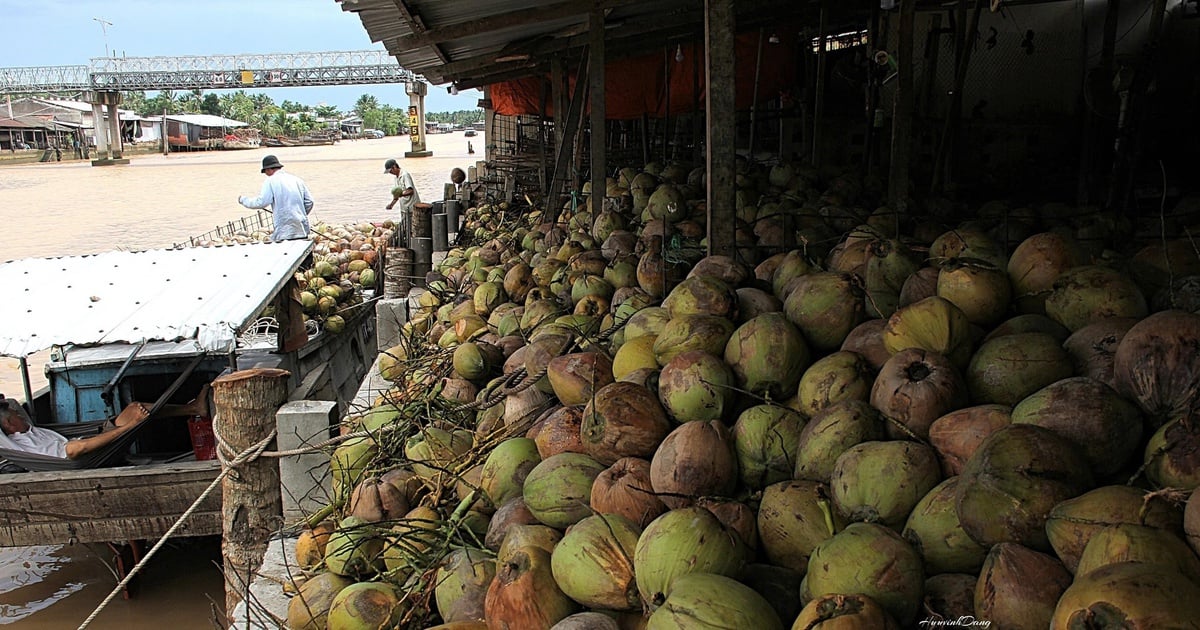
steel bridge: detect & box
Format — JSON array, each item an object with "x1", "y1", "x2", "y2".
[{"x1": 0, "y1": 50, "x2": 416, "y2": 95}]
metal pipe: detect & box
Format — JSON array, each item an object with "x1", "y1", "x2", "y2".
[{"x1": 19, "y1": 357, "x2": 34, "y2": 422}]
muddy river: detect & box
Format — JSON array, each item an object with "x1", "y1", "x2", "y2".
[{"x1": 0, "y1": 131, "x2": 483, "y2": 628}]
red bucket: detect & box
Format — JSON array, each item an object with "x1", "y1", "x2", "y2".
[{"x1": 187, "y1": 415, "x2": 217, "y2": 461}]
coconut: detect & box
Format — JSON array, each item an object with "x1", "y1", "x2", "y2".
[
  {"x1": 926, "y1": 404, "x2": 1012, "y2": 476},
  {"x1": 1006, "y1": 232, "x2": 1086, "y2": 314},
  {"x1": 783, "y1": 271, "x2": 866, "y2": 353},
  {"x1": 770, "y1": 250, "x2": 814, "y2": 299},
  {"x1": 498, "y1": 524, "x2": 563, "y2": 563},
  {"x1": 981, "y1": 313, "x2": 1071, "y2": 343},
  {"x1": 840, "y1": 319, "x2": 891, "y2": 371},
  {"x1": 1075, "y1": 522, "x2": 1200, "y2": 581},
  {"x1": 523, "y1": 331, "x2": 574, "y2": 394},
  {"x1": 1044, "y1": 484, "x2": 1184, "y2": 574},
  {"x1": 688, "y1": 255, "x2": 750, "y2": 288},
  {"x1": 974, "y1": 543, "x2": 1072, "y2": 630},
  {"x1": 611, "y1": 335, "x2": 657, "y2": 381},
  {"x1": 324, "y1": 516, "x2": 384, "y2": 578},
  {"x1": 653, "y1": 314, "x2": 735, "y2": 366},
  {"x1": 522, "y1": 453, "x2": 608, "y2": 529},
  {"x1": 882, "y1": 296, "x2": 974, "y2": 368},
  {"x1": 901, "y1": 477, "x2": 988, "y2": 575},
  {"x1": 663, "y1": 275, "x2": 738, "y2": 319},
  {"x1": 955, "y1": 425, "x2": 1095, "y2": 550},
  {"x1": 870, "y1": 348, "x2": 968, "y2": 441},
  {"x1": 722, "y1": 312, "x2": 810, "y2": 402},
  {"x1": 546, "y1": 352, "x2": 615, "y2": 406},
  {"x1": 405, "y1": 428, "x2": 474, "y2": 486},
  {"x1": 591, "y1": 457, "x2": 667, "y2": 528},
  {"x1": 650, "y1": 420, "x2": 738, "y2": 509},
  {"x1": 531, "y1": 405, "x2": 586, "y2": 459},
  {"x1": 794, "y1": 400, "x2": 886, "y2": 483},
  {"x1": 286, "y1": 571, "x2": 353, "y2": 630},
  {"x1": 1051, "y1": 562, "x2": 1200, "y2": 628},
  {"x1": 830, "y1": 441, "x2": 942, "y2": 529},
  {"x1": 550, "y1": 613, "x2": 620, "y2": 630},
  {"x1": 791, "y1": 593, "x2": 899, "y2": 630},
  {"x1": 331, "y1": 436, "x2": 378, "y2": 501},
  {"x1": 581, "y1": 382, "x2": 671, "y2": 465},
  {"x1": 633, "y1": 507, "x2": 750, "y2": 608},
  {"x1": 1011, "y1": 377, "x2": 1143, "y2": 477},
  {"x1": 645, "y1": 184, "x2": 687, "y2": 222},
  {"x1": 347, "y1": 474, "x2": 411, "y2": 523},
  {"x1": 734, "y1": 287, "x2": 783, "y2": 323},
  {"x1": 965, "y1": 332, "x2": 1074, "y2": 406},
  {"x1": 623, "y1": 307, "x2": 671, "y2": 340},
  {"x1": 929, "y1": 227, "x2": 1007, "y2": 268},
  {"x1": 485, "y1": 546, "x2": 579, "y2": 629},
  {"x1": 479, "y1": 438, "x2": 542, "y2": 509},
  {"x1": 696, "y1": 497, "x2": 758, "y2": 551},
  {"x1": 295, "y1": 520, "x2": 337, "y2": 570},
  {"x1": 550, "y1": 513, "x2": 642, "y2": 611},
  {"x1": 806, "y1": 522, "x2": 925, "y2": 626},
  {"x1": 636, "y1": 239, "x2": 687, "y2": 298},
  {"x1": 326, "y1": 582, "x2": 406, "y2": 630},
  {"x1": 1044, "y1": 265, "x2": 1148, "y2": 332},
  {"x1": 1113, "y1": 310, "x2": 1200, "y2": 425},
  {"x1": 736, "y1": 564, "x2": 804, "y2": 624},
  {"x1": 485, "y1": 497, "x2": 539, "y2": 551},
  {"x1": 434, "y1": 547, "x2": 496, "y2": 623},
  {"x1": 645, "y1": 573, "x2": 783, "y2": 629},
  {"x1": 755, "y1": 479, "x2": 842, "y2": 574},
  {"x1": 898, "y1": 266, "x2": 941, "y2": 308},
  {"x1": 657, "y1": 350, "x2": 736, "y2": 423},
  {"x1": 1062, "y1": 317, "x2": 1136, "y2": 388},
  {"x1": 731, "y1": 405, "x2": 806, "y2": 490},
  {"x1": 795, "y1": 351, "x2": 874, "y2": 418},
  {"x1": 863, "y1": 239, "x2": 923, "y2": 318},
  {"x1": 936, "y1": 260, "x2": 1012, "y2": 328},
  {"x1": 381, "y1": 506, "x2": 441, "y2": 578},
  {"x1": 1143, "y1": 414, "x2": 1200, "y2": 490},
  {"x1": 923, "y1": 574, "x2": 977, "y2": 622},
  {"x1": 602, "y1": 230, "x2": 638, "y2": 261}
]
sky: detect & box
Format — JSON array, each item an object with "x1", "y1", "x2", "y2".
[{"x1": 3, "y1": 0, "x2": 482, "y2": 114}]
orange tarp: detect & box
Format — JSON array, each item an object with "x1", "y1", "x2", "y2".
[{"x1": 490, "y1": 30, "x2": 799, "y2": 119}]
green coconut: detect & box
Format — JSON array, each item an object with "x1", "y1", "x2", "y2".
[
  {"x1": 863, "y1": 239, "x2": 923, "y2": 319},
  {"x1": 830, "y1": 441, "x2": 942, "y2": 529},
  {"x1": 1044, "y1": 265, "x2": 1148, "y2": 332},
  {"x1": 645, "y1": 184, "x2": 687, "y2": 223},
  {"x1": 331, "y1": 436, "x2": 379, "y2": 501},
  {"x1": 974, "y1": 542, "x2": 1072, "y2": 630},
  {"x1": 755, "y1": 479, "x2": 843, "y2": 574},
  {"x1": 663, "y1": 275, "x2": 738, "y2": 319},
  {"x1": 646, "y1": 573, "x2": 783, "y2": 629},
  {"x1": 982, "y1": 312, "x2": 1071, "y2": 343},
  {"x1": 936, "y1": 260, "x2": 1012, "y2": 328},
  {"x1": 770, "y1": 250, "x2": 814, "y2": 299},
  {"x1": 570, "y1": 274, "x2": 614, "y2": 307},
  {"x1": 794, "y1": 351, "x2": 874, "y2": 418},
  {"x1": 657, "y1": 350, "x2": 737, "y2": 423},
  {"x1": 473, "y1": 281, "x2": 508, "y2": 317},
  {"x1": 1044, "y1": 484, "x2": 1184, "y2": 574},
  {"x1": 882, "y1": 296, "x2": 974, "y2": 368},
  {"x1": 550, "y1": 513, "x2": 642, "y2": 611},
  {"x1": 434, "y1": 547, "x2": 496, "y2": 623},
  {"x1": 1144, "y1": 415, "x2": 1200, "y2": 490},
  {"x1": 405, "y1": 428, "x2": 474, "y2": 486},
  {"x1": 1011, "y1": 376, "x2": 1143, "y2": 477},
  {"x1": 955, "y1": 424, "x2": 1095, "y2": 551},
  {"x1": 966, "y1": 332, "x2": 1074, "y2": 406},
  {"x1": 623, "y1": 306, "x2": 672, "y2": 339},
  {"x1": 326, "y1": 581, "x2": 406, "y2": 630},
  {"x1": 453, "y1": 342, "x2": 498, "y2": 382},
  {"x1": 611, "y1": 335, "x2": 657, "y2": 380},
  {"x1": 929, "y1": 227, "x2": 1008, "y2": 268},
  {"x1": 793, "y1": 400, "x2": 886, "y2": 483},
  {"x1": 1051, "y1": 562, "x2": 1200, "y2": 628},
  {"x1": 649, "y1": 420, "x2": 738, "y2": 510},
  {"x1": 522, "y1": 453, "x2": 608, "y2": 529},
  {"x1": 806, "y1": 522, "x2": 925, "y2": 626},
  {"x1": 1075, "y1": 522, "x2": 1200, "y2": 581},
  {"x1": 485, "y1": 546, "x2": 580, "y2": 628},
  {"x1": 1006, "y1": 232, "x2": 1086, "y2": 314},
  {"x1": 723, "y1": 312, "x2": 811, "y2": 401},
  {"x1": 783, "y1": 271, "x2": 866, "y2": 353},
  {"x1": 653, "y1": 314, "x2": 736, "y2": 367},
  {"x1": 901, "y1": 477, "x2": 988, "y2": 575},
  {"x1": 581, "y1": 381, "x2": 672, "y2": 466},
  {"x1": 286, "y1": 571, "x2": 354, "y2": 630},
  {"x1": 479, "y1": 438, "x2": 542, "y2": 509},
  {"x1": 633, "y1": 507, "x2": 750, "y2": 608},
  {"x1": 791, "y1": 593, "x2": 900, "y2": 630},
  {"x1": 731, "y1": 405, "x2": 806, "y2": 490}
]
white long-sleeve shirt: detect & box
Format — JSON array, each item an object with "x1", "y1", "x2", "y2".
[
  {"x1": 1, "y1": 425, "x2": 68, "y2": 458},
  {"x1": 239, "y1": 169, "x2": 315, "y2": 241}
]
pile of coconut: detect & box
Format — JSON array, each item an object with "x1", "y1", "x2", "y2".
[{"x1": 279, "y1": 158, "x2": 1200, "y2": 630}]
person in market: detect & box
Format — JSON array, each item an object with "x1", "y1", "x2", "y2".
[
  {"x1": 237, "y1": 155, "x2": 315, "y2": 241},
  {"x1": 384, "y1": 157, "x2": 420, "y2": 216}
]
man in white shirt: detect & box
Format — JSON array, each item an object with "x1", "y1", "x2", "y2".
[
  {"x1": 238, "y1": 155, "x2": 315, "y2": 241},
  {"x1": 384, "y1": 157, "x2": 419, "y2": 215}
]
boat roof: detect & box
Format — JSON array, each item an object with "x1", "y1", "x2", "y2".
[{"x1": 0, "y1": 240, "x2": 312, "y2": 358}]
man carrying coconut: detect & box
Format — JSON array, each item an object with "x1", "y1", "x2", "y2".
[
  {"x1": 238, "y1": 155, "x2": 315, "y2": 241},
  {"x1": 384, "y1": 157, "x2": 419, "y2": 219}
]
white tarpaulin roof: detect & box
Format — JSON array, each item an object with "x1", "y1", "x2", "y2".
[{"x1": 0, "y1": 240, "x2": 312, "y2": 358}]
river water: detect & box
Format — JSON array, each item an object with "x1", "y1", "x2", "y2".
[{"x1": 0, "y1": 132, "x2": 483, "y2": 628}]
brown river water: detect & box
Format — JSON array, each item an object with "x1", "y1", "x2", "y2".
[{"x1": 0, "y1": 132, "x2": 483, "y2": 628}]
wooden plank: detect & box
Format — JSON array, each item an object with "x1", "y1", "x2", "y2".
[
  {"x1": 705, "y1": 0, "x2": 737, "y2": 258},
  {"x1": 590, "y1": 10, "x2": 607, "y2": 213},
  {"x1": 546, "y1": 53, "x2": 591, "y2": 223}
]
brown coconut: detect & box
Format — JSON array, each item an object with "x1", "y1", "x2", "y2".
[
  {"x1": 650, "y1": 420, "x2": 739, "y2": 509},
  {"x1": 1006, "y1": 232, "x2": 1086, "y2": 314},
  {"x1": 870, "y1": 348, "x2": 968, "y2": 441},
  {"x1": 696, "y1": 497, "x2": 759, "y2": 551},
  {"x1": 792, "y1": 593, "x2": 899, "y2": 629},
  {"x1": 898, "y1": 266, "x2": 941, "y2": 308},
  {"x1": 1062, "y1": 317, "x2": 1137, "y2": 389},
  {"x1": 485, "y1": 497, "x2": 540, "y2": 551},
  {"x1": 484, "y1": 546, "x2": 579, "y2": 629},
  {"x1": 923, "y1": 574, "x2": 977, "y2": 622},
  {"x1": 840, "y1": 318, "x2": 891, "y2": 372},
  {"x1": 580, "y1": 382, "x2": 671, "y2": 466},
  {"x1": 1113, "y1": 309, "x2": 1200, "y2": 426},
  {"x1": 590, "y1": 457, "x2": 666, "y2": 528},
  {"x1": 927, "y1": 404, "x2": 1012, "y2": 476},
  {"x1": 974, "y1": 543, "x2": 1072, "y2": 630},
  {"x1": 546, "y1": 352, "x2": 615, "y2": 406},
  {"x1": 532, "y1": 405, "x2": 587, "y2": 459}
]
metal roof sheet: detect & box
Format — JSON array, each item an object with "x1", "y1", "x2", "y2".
[
  {"x1": 0, "y1": 241, "x2": 312, "y2": 358},
  {"x1": 164, "y1": 114, "x2": 248, "y2": 127}
]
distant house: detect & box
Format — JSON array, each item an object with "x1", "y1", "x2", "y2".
[
  {"x1": 163, "y1": 114, "x2": 248, "y2": 150},
  {"x1": 339, "y1": 116, "x2": 363, "y2": 136},
  {"x1": 6, "y1": 97, "x2": 140, "y2": 147}
]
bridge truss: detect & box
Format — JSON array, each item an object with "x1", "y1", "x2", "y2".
[{"x1": 0, "y1": 50, "x2": 417, "y2": 95}]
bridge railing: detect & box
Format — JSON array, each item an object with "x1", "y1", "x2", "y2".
[{"x1": 0, "y1": 65, "x2": 91, "y2": 92}]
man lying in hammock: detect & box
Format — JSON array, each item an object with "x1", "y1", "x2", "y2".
[{"x1": 0, "y1": 387, "x2": 209, "y2": 460}]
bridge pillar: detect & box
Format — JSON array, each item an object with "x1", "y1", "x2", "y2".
[
  {"x1": 404, "y1": 81, "x2": 432, "y2": 158},
  {"x1": 86, "y1": 91, "x2": 129, "y2": 166}
]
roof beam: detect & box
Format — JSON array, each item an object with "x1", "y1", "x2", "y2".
[
  {"x1": 388, "y1": 0, "x2": 450, "y2": 64},
  {"x1": 383, "y1": 0, "x2": 644, "y2": 50}
]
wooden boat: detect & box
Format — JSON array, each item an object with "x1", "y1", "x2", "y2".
[{"x1": 0, "y1": 240, "x2": 377, "y2": 547}]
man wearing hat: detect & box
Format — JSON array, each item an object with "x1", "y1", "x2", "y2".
[
  {"x1": 238, "y1": 155, "x2": 315, "y2": 241},
  {"x1": 384, "y1": 157, "x2": 419, "y2": 216}
]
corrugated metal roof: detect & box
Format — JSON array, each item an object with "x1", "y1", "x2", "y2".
[
  {"x1": 164, "y1": 114, "x2": 248, "y2": 127},
  {"x1": 0, "y1": 241, "x2": 312, "y2": 358},
  {"x1": 0, "y1": 117, "x2": 35, "y2": 128}
]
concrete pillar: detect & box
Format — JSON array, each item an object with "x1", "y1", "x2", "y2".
[
  {"x1": 705, "y1": 0, "x2": 737, "y2": 257},
  {"x1": 91, "y1": 102, "x2": 109, "y2": 160},
  {"x1": 107, "y1": 103, "x2": 123, "y2": 160},
  {"x1": 405, "y1": 81, "x2": 432, "y2": 158},
  {"x1": 376, "y1": 296, "x2": 413, "y2": 352},
  {"x1": 275, "y1": 400, "x2": 337, "y2": 522}
]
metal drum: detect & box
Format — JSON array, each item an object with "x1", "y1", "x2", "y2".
[
  {"x1": 411, "y1": 237, "x2": 433, "y2": 287},
  {"x1": 432, "y1": 213, "x2": 448, "y2": 252},
  {"x1": 445, "y1": 199, "x2": 462, "y2": 234}
]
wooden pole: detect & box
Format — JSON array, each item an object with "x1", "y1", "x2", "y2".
[
  {"x1": 932, "y1": 0, "x2": 983, "y2": 194},
  {"x1": 590, "y1": 10, "x2": 608, "y2": 212},
  {"x1": 215, "y1": 367, "x2": 289, "y2": 625},
  {"x1": 705, "y1": 0, "x2": 737, "y2": 258},
  {"x1": 812, "y1": 5, "x2": 828, "y2": 167},
  {"x1": 888, "y1": 0, "x2": 917, "y2": 213}
]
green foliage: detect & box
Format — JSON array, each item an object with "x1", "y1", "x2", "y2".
[{"x1": 426, "y1": 110, "x2": 484, "y2": 127}]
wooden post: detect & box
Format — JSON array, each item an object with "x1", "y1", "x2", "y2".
[
  {"x1": 215, "y1": 368, "x2": 290, "y2": 625},
  {"x1": 705, "y1": 0, "x2": 737, "y2": 258},
  {"x1": 812, "y1": 5, "x2": 828, "y2": 167},
  {"x1": 888, "y1": 0, "x2": 917, "y2": 214},
  {"x1": 590, "y1": 10, "x2": 607, "y2": 213},
  {"x1": 932, "y1": 0, "x2": 983, "y2": 193}
]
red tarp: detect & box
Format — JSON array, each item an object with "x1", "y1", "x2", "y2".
[{"x1": 490, "y1": 30, "x2": 799, "y2": 119}]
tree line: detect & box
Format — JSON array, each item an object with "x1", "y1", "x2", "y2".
[{"x1": 119, "y1": 90, "x2": 480, "y2": 138}]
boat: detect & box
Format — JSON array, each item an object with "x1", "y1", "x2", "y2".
[{"x1": 0, "y1": 240, "x2": 377, "y2": 548}]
